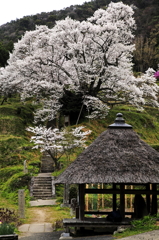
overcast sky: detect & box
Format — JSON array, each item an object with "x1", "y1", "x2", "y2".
[{"x1": 0, "y1": 0, "x2": 90, "y2": 26}]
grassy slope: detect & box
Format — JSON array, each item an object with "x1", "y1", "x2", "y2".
[
  {"x1": 0, "y1": 97, "x2": 41, "y2": 208},
  {"x1": 82, "y1": 105, "x2": 159, "y2": 146}
]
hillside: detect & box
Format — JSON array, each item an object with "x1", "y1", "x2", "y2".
[
  {"x1": 1, "y1": 95, "x2": 159, "y2": 206},
  {"x1": 0, "y1": 0, "x2": 159, "y2": 70},
  {"x1": 0, "y1": 96, "x2": 41, "y2": 206}
]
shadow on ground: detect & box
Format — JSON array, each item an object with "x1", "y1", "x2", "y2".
[{"x1": 19, "y1": 231, "x2": 116, "y2": 240}]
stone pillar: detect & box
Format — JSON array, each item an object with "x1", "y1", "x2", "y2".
[
  {"x1": 18, "y1": 189, "x2": 25, "y2": 218},
  {"x1": 23, "y1": 160, "x2": 28, "y2": 174},
  {"x1": 51, "y1": 176, "x2": 56, "y2": 198},
  {"x1": 30, "y1": 177, "x2": 34, "y2": 197},
  {"x1": 61, "y1": 184, "x2": 70, "y2": 207}
]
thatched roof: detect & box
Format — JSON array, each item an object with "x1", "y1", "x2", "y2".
[{"x1": 55, "y1": 113, "x2": 159, "y2": 184}]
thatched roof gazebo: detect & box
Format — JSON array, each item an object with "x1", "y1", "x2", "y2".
[{"x1": 55, "y1": 113, "x2": 159, "y2": 234}]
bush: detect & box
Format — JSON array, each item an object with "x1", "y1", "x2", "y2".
[
  {"x1": 114, "y1": 215, "x2": 159, "y2": 238},
  {"x1": 0, "y1": 166, "x2": 23, "y2": 186},
  {"x1": 131, "y1": 215, "x2": 157, "y2": 230},
  {"x1": 1, "y1": 172, "x2": 31, "y2": 203},
  {"x1": 0, "y1": 223, "x2": 15, "y2": 235},
  {"x1": 0, "y1": 209, "x2": 18, "y2": 225}
]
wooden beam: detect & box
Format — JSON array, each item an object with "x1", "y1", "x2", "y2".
[
  {"x1": 146, "y1": 184, "x2": 151, "y2": 214},
  {"x1": 113, "y1": 184, "x2": 117, "y2": 211},
  {"x1": 120, "y1": 184, "x2": 125, "y2": 219},
  {"x1": 130, "y1": 185, "x2": 133, "y2": 211},
  {"x1": 151, "y1": 184, "x2": 157, "y2": 215},
  {"x1": 85, "y1": 189, "x2": 159, "y2": 195},
  {"x1": 84, "y1": 211, "x2": 133, "y2": 215},
  {"x1": 79, "y1": 184, "x2": 85, "y2": 220}
]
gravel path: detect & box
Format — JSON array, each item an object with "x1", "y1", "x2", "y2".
[
  {"x1": 119, "y1": 230, "x2": 159, "y2": 240},
  {"x1": 19, "y1": 231, "x2": 62, "y2": 240}
]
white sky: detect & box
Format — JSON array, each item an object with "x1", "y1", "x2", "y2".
[{"x1": 0, "y1": 0, "x2": 90, "y2": 26}]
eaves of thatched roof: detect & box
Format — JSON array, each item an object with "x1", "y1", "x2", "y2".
[{"x1": 55, "y1": 113, "x2": 159, "y2": 184}]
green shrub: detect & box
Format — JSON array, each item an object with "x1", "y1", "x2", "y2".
[
  {"x1": 0, "y1": 223, "x2": 15, "y2": 235},
  {"x1": 114, "y1": 215, "x2": 159, "y2": 238},
  {"x1": 55, "y1": 184, "x2": 64, "y2": 204},
  {"x1": 0, "y1": 166, "x2": 23, "y2": 186},
  {"x1": 131, "y1": 215, "x2": 157, "y2": 230},
  {"x1": 1, "y1": 172, "x2": 31, "y2": 203},
  {"x1": 151, "y1": 144, "x2": 159, "y2": 152}
]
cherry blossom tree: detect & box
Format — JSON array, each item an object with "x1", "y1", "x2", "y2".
[
  {"x1": 27, "y1": 126, "x2": 91, "y2": 170},
  {"x1": 0, "y1": 2, "x2": 159, "y2": 119}
]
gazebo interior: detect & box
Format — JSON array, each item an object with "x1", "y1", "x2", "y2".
[
  {"x1": 77, "y1": 183, "x2": 158, "y2": 220},
  {"x1": 62, "y1": 182, "x2": 159, "y2": 235}
]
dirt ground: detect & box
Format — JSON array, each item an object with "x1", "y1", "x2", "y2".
[{"x1": 26, "y1": 207, "x2": 58, "y2": 224}]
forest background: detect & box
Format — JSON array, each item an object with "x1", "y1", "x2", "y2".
[{"x1": 0, "y1": 0, "x2": 159, "y2": 73}]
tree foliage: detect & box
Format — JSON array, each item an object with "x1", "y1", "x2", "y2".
[
  {"x1": 0, "y1": 0, "x2": 159, "y2": 69},
  {"x1": 27, "y1": 126, "x2": 91, "y2": 170}
]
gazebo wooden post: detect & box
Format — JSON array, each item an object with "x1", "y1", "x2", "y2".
[
  {"x1": 120, "y1": 183, "x2": 125, "y2": 219},
  {"x1": 146, "y1": 184, "x2": 151, "y2": 214},
  {"x1": 113, "y1": 184, "x2": 117, "y2": 212},
  {"x1": 151, "y1": 183, "x2": 157, "y2": 215},
  {"x1": 79, "y1": 184, "x2": 85, "y2": 220}
]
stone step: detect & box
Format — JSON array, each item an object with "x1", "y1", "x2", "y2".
[
  {"x1": 33, "y1": 186, "x2": 52, "y2": 192},
  {"x1": 33, "y1": 183, "x2": 52, "y2": 185},
  {"x1": 33, "y1": 182, "x2": 52, "y2": 186},
  {"x1": 34, "y1": 177, "x2": 52, "y2": 180},
  {"x1": 33, "y1": 183, "x2": 52, "y2": 186},
  {"x1": 41, "y1": 167, "x2": 54, "y2": 173},
  {"x1": 41, "y1": 169, "x2": 54, "y2": 172},
  {"x1": 37, "y1": 173, "x2": 52, "y2": 176},
  {"x1": 31, "y1": 173, "x2": 55, "y2": 200},
  {"x1": 41, "y1": 164, "x2": 53, "y2": 167},
  {"x1": 33, "y1": 195, "x2": 53, "y2": 198},
  {"x1": 33, "y1": 193, "x2": 53, "y2": 198},
  {"x1": 33, "y1": 190, "x2": 52, "y2": 194},
  {"x1": 33, "y1": 191, "x2": 52, "y2": 195},
  {"x1": 33, "y1": 189, "x2": 52, "y2": 195},
  {"x1": 32, "y1": 191, "x2": 52, "y2": 194},
  {"x1": 33, "y1": 187, "x2": 52, "y2": 191},
  {"x1": 34, "y1": 183, "x2": 52, "y2": 188},
  {"x1": 40, "y1": 153, "x2": 54, "y2": 173},
  {"x1": 33, "y1": 196, "x2": 53, "y2": 200},
  {"x1": 41, "y1": 163, "x2": 54, "y2": 166},
  {"x1": 41, "y1": 160, "x2": 53, "y2": 164},
  {"x1": 33, "y1": 181, "x2": 52, "y2": 184},
  {"x1": 34, "y1": 176, "x2": 51, "y2": 180},
  {"x1": 33, "y1": 178, "x2": 52, "y2": 181}
]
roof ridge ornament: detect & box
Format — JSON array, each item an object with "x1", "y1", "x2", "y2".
[{"x1": 108, "y1": 113, "x2": 132, "y2": 128}]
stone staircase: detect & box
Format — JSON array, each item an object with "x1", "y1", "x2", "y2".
[
  {"x1": 30, "y1": 151, "x2": 56, "y2": 199},
  {"x1": 31, "y1": 173, "x2": 55, "y2": 200},
  {"x1": 41, "y1": 151, "x2": 54, "y2": 173}
]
